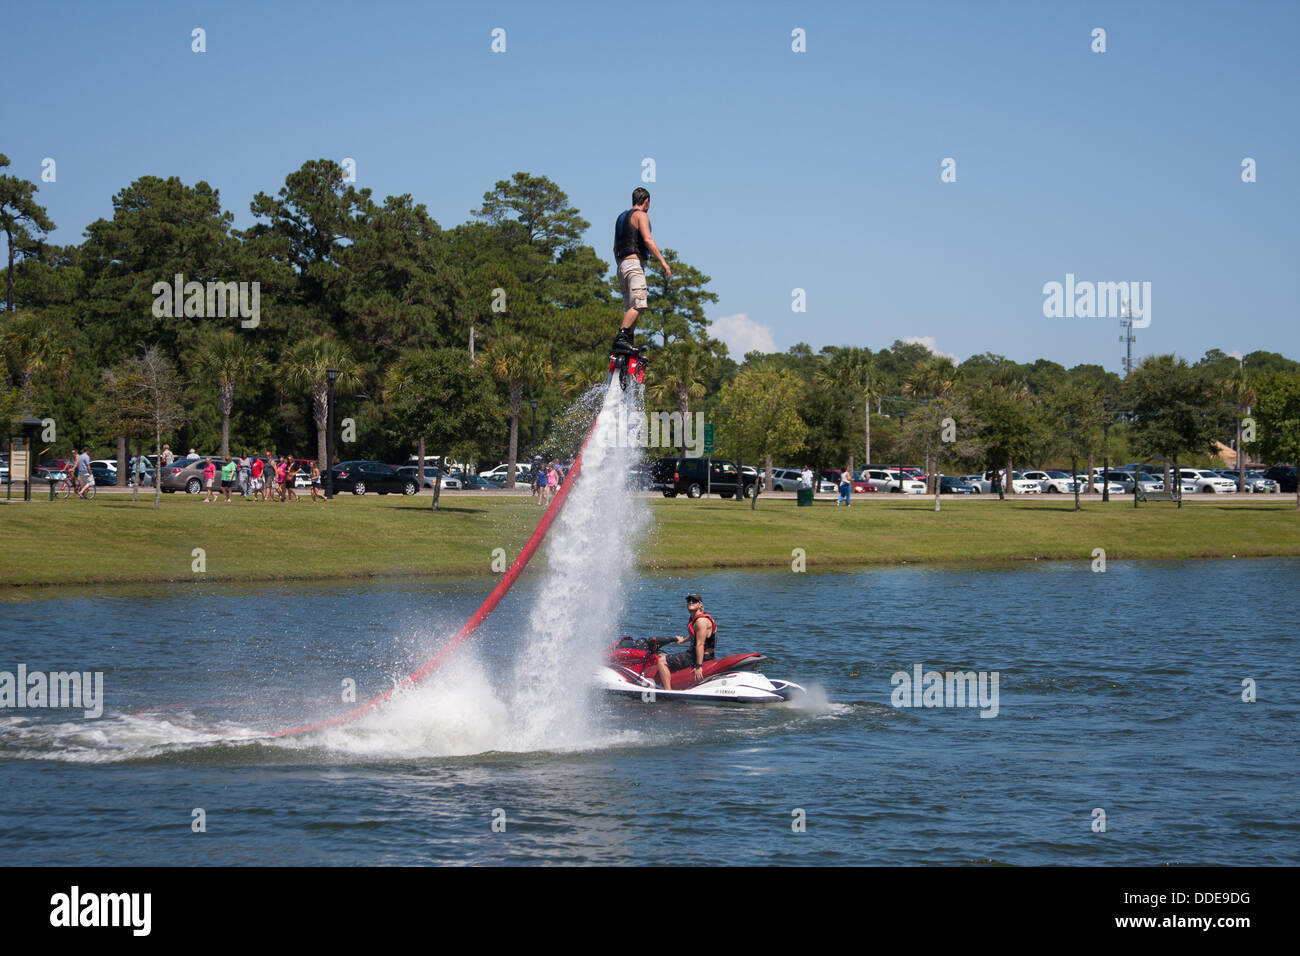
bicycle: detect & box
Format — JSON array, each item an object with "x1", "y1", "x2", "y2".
[{"x1": 55, "y1": 473, "x2": 96, "y2": 500}]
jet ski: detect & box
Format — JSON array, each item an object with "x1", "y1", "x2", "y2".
[
  {"x1": 608, "y1": 340, "x2": 647, "y2": 390},
  {"x1": 597, "y1": 636, "x2": 805, "y2": 704}
]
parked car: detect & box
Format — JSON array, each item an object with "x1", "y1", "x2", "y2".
[
  {"x1": 958, "y1": 474, "x2": 984, "y2": 493},
  {"x1": 768, "y1": 468, "x2": 806, "y2": 492},
  {"x1": 1243, "y1": 471, "x2": 1279, "y2": 493},
  {"x1": 397, "y1": 465, "x2": 442, "y2": 489},
  {"x1": 1107, "y1": 470, "x2": 1164, "y2": 494},
  {"x1": 160, "y1": 457, "x2": 218, "y2": 494},
  {"x1": 34, "y1": 459, "x2": 71, "y2": 482},
  {"x1": 329, "y1": 461, "x2": 419, "y2": 496},
  {"x1": 939, "y1": 475, "x2": 975, "y2": 494},
  {"x1": 89, "y1": 464, "x2": 119, "y2": 486},
  {"x1": 970, "y1": 470, "x2": 1039, "y2": 494},
  {"x1": 651, "y1": 456, "x2": 758, "y2": 499},
  {"x1": 1214, "y1": 469, "x2": 1279, "y2": 493},
  {"x1": 1179, "y1": 468, "x2": 1237, "y2": 494},
  {"x1": 860, "y1": 469, "x2": 897, "y2": 492},
  {"x1": 1261, "y1": 465, "x2": 1297, "y2": 493},
  {"x1": 1022, "y1": 470, "x2": 1075, "y2": 494},
  {"x1": 479, "y1": 462, "x2": 531, "y2": 482}
]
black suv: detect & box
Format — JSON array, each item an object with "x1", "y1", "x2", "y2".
[
  {"x1": 651, "y1": 456, "x2": 758, "y2": 499},
  {"x1": 1262, "y1": 465, "x2": 1297, "y2": 493}
]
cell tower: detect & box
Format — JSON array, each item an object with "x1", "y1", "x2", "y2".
[{"x1": 1120, "y1": 299, "x2": 1136, "y2": 377}]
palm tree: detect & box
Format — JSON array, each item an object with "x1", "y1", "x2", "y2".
[
  {"x1": 814, "y1": 346, "x2": 875, "y2": 471},
  {"x1": 903, "y1": 355, "x2": 958, "y2": 400},
  {"x1": 282, "y1": 336, "x2": 362, "y2": 469},
  {"x1": 484, "y1": 333, "x2": 553, "y2": 488},
  {"x1": 192, "y1": 331, "x2": 267, "y2": 459},
  {"x1": 555, "y1": 351, "x2": 609, "y2": 398},
  {"x1": 1217, "y1": 363, "x2": 1257, "y2": 488},
  {"x1": 646, "y1": 338, "x2": 715, "y2": 453},
  {"x1": 0, "y1": 311, "x2": 71, "y2": 408}
]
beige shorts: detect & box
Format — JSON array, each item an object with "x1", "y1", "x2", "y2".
[{"x1": 618, "y1": 256, "x2": 648, "y2": 311}]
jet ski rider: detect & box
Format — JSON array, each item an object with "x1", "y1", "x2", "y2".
[{"x1": 656, "y1": 593, "x2": 716, "y2": 689}]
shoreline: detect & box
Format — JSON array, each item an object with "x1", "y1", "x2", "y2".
[{"x1": 3, "y1": 492, "x2": 1297, "y2": 595}]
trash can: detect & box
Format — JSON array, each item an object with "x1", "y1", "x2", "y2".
[{"x1": 797, "y1": 487, "x2": 814, "y2": 507}]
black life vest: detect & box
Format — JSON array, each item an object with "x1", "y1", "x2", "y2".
[{"x1": 613, "y1": 208, "x2": 650, "y2": 260}]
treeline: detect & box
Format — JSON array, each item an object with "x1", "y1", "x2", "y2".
[{"x1": 2, "y1": 152, "x2": 1299, "y2": 482}]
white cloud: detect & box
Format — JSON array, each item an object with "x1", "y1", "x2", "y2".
[
  {"x1": 902, "y1": 335, "x2": 958, "y2": 364},
  {"x1": 709, "y1": 313, "x2": 776, "y2": 357}
]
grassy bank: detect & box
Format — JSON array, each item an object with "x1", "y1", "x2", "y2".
[{"x1": 1, "y1": 493, "x2": 1298, "y2": 590}]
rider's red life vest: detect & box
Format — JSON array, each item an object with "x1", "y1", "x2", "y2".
[{"x1": 688, "y1": 612, "x2": 717, "y2": 659}]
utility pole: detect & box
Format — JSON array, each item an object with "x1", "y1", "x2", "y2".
[{"x1": 1120, "y1": 300, "x2": 1137, "y2": 378}]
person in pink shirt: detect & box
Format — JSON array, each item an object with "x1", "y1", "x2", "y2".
[{"x1": 203, "y1": 457, "x2": 217, "y2": 503}]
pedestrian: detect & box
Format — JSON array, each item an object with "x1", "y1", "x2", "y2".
[
  {"x1": 837, "y1": 468, "x2": 851, "y2": 507},
  {"x1": 237, "y1": 454, "x2": 250, "y2": 498},
  {"x1": 285, "y1": 460, "x2": 300, "y2": 502},
  {"x1": 249, "y1": 455, "x2": 264, "y2": 501},
  {"x1": 161, "y1": 444, "x2": 174, "y2": 467},
  {"x1": 309, "y1": 462, "x2": 326, "y2": 502},
  {"x1": 536, "y1": 460, "x2": 549, "y2": 506},
  {"x1": 549, "y1": 459, "x2": 561, "y2": 496},
  {"x1": 203, "y1": 457, "x2": 217, "y2": 502},
  {"x1": 220, "y1": 456, "x2": 236, "y2": 503}
]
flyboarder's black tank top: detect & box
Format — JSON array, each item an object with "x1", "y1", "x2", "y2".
[{"x1": 614, "y1": 208, "x2": 650, "y2": 261}]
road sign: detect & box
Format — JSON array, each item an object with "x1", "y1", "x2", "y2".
[{"x1": 703, "y1": 423, "x2": 714, "y2": 455}]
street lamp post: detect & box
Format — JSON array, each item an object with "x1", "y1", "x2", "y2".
[
  {"x1": 325, "y1": 367, "x2": 338, "y2": 499},
  {"x1": 1102, "y1": 395, "x2": 1113, "y2": 503},
  {"x1": 896, "y1": 407, "x2": 906, "y2": 495},
  {"x1": 530, "y1": 398, "x2": 538, "y2": 456}
]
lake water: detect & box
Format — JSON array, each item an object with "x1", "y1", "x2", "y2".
[{"x1": 1, "y1": 558, "x2": 1296, "y2": 865}]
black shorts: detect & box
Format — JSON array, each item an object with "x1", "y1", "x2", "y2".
[{"x1": 660, "y1": 647, "x2": 713, "y2": 673}]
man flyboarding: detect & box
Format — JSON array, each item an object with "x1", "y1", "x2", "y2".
[{"x1": 611, "y1": 187, "x2": 671, "y2": 357}]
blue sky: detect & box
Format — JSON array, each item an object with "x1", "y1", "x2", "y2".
[{"x1": 8, "y1": 0, "x2": 1298, "y2": 372}]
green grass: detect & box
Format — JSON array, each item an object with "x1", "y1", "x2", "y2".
[{"x1": 2, "y1": 492, "x2": 1297, "y2": 591}]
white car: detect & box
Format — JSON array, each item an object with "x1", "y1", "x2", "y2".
[
  {"x1": 1179, "y1": 469, "x2": 1237, "y2": 493},
  {"x1": 1089, "y1": 476, "x2": 1127, "y2": 494},
  {"x1": 1023, "y1": 470, "x2": 1075, "y2": 494},
  {"x1": 479, "y1": 463, "x2": 530, "y2": 481},
  {"x1": 885, "y1": 470, "x2": 927, "y2": 494},
  {"x1": 862, "y1": 469, "x2": 925, "y2": 493}
]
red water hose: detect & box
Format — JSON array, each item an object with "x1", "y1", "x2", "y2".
[{"x1": 268, "y1": 413, "x2": 602, "y2": 738}]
